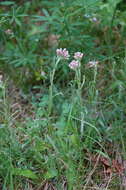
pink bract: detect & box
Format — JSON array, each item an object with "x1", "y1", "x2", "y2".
[
  {"x1": 56, "y1": 48, "x2": 70, "y2": 59},
  {"x1": 87, "y1": 61, "x2": 99, "y2": 68},
  {"x1": 69, "y1": 60, "x2": 80, "y2": 70},
  {"x1": 74, "y1": 52, "x2": 83, "y2": 60}
]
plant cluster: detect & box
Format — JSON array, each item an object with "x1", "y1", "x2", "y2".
[{"x1": 0, "y1": 0, "x2": 126, "y2": 189}]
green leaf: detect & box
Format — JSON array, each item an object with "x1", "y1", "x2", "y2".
[
  {"x1": 0, "y1": 1, "x2": 15, "y2": 5},
  {"x1": 15, "y1": 18, "x2": 21, "y2": 26},
  {"x1": 70, "y1": 134, "x2": 78, "y2": 145},
  {"x1": 12, "y1": 168, "x2": 38, "y2": 179},
  {"x1": 44, "y1": 169, "x2": 58, "y2": 179},
  {"x1": 95, "y1": 150, "x2": 110, "y2": 160}
]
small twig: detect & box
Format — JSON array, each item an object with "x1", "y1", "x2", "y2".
[
  {"x1": 105, "y1": 173, "x2": 112, "y2": 190},
  {"x1": 83, "y1": 154, "x2": 100, "y2": 190}
]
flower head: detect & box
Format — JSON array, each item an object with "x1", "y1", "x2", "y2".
[
  {"x1": 69, "y1": 60, "x2": 80, "y2": 70},
  {"x1": 56, "y1": 48, "x2": 70, "y2": 60},
  {"x1": 91, "y1": 17, "x2": 98, "y2": 22},
  {"x1": 5, "y1": 29, "x2": 13, "y2": 35},
  {"x1": 87, "y1": 60, "x2": 99, "y2": 68},
  {"x1": 74, "y1": 52, "x2": 83, "y2": 61}
]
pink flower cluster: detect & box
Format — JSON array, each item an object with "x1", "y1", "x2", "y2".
[
  {"x1": 5, "y1": 29, "x2": 13, "y2": 35},
  {"x1": 69, "y1": 52, "x2": 83, "y2": 70},
  {"x1": 74, "y1": 52, "x2": 83, "y2": 61},
  {"x1": 87, "y1": 60, "x2": 99, "y2": 68},
  {"x1": 69, "y1": 60, "x2": 80, "y2": 70},
  {"x1": 56, "y1": 48, "x2": 70, "y2": 60},
  {"x1": 56, "y1": 48, "x2": 84, "y2": 70}
]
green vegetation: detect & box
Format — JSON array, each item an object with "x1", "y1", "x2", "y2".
[{"x1": 0, "y1": 0, "x2": 126, "y2": 189}]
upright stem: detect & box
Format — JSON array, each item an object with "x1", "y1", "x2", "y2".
[
  {"x1": 93, "y1": 65, "x2": 98, "y2": 111},
  {"x1": 48, "y1": 57, "x2": 60, "y2": 116},
  {"x1": 75, "y1": 67, "x2": 83, "y2": 111}
]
